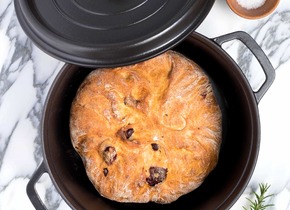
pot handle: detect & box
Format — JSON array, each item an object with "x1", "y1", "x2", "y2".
[
  {"x1": 213, "y1": 31, "x2": 275, "y2": 103},
  {"x1": 26, "y1": 161, "x2": 48, "y2": 210}
]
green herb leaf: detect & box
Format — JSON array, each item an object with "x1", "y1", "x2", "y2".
[{"x1": 243, "y1": 183, "x2": 274, "y2": 210}]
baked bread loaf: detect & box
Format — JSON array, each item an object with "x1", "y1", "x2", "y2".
[{"x1": 70, "y1": 51, "x2": 222, "y2": 204}]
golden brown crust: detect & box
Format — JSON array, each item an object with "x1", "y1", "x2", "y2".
[{"x1": 69, "y1": 51, "x2": 222, "y2": 204}]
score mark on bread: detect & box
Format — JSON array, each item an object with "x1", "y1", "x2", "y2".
[{"x1": 70, "y1": 50, "x2": 222, "y2": 204}]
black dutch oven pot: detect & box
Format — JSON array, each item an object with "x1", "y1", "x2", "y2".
[
  {"x1": 13, "y1": 0, "x2": 275, "y2": 209},
  {"x1": 26, "y1": 31, "x2": 275, "y2": 210}
]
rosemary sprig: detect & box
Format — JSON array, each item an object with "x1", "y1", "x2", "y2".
[{"x1": 243, "y1": 183, "x2": 274, "y2": 210}]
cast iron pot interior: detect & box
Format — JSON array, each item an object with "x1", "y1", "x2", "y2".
[{"x1": 31, "y1": 32, "x2": 275, "y2": 210}]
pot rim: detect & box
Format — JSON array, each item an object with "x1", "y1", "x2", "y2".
[{"x1": 35, "y1": 32, "x2": 269, "y2": 210}]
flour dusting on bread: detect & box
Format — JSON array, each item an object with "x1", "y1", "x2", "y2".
[{"x1": 70, "y1": 51, "x2": 222, "y2": 204}]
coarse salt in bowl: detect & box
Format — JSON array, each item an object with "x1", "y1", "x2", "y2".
[
  {"x1": 226, "y1": 0, "x2": 280, "y2": 19},
  {"x1": 236, "y1": 0, "x2": 266, "y2": 10}
]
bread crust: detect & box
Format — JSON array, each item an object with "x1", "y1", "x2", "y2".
[{"x1": 70, "y1": 51, "x2": 222, "y2": 204}]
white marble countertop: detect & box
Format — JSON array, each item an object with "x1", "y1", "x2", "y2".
[{"x1": 1, "y1": 0, "x2": 290, "y2": 209}]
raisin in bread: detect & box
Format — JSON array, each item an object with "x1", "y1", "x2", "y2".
[{"x1": 69, "y1": 51, "x2": 222, "y2": 204}]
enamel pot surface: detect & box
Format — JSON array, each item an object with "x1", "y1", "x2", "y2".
[{"x1": 27, "y1": 32, "x2": 275, "y2": 210}]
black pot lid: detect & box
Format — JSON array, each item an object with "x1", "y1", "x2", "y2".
[{"x1": 14, "y1": 0, "x2": 215, "y2": 67}]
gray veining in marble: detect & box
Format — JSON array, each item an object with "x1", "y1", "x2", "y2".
[{"x1": 1, "y1": 0, "x2": 290, "y2": 209}]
